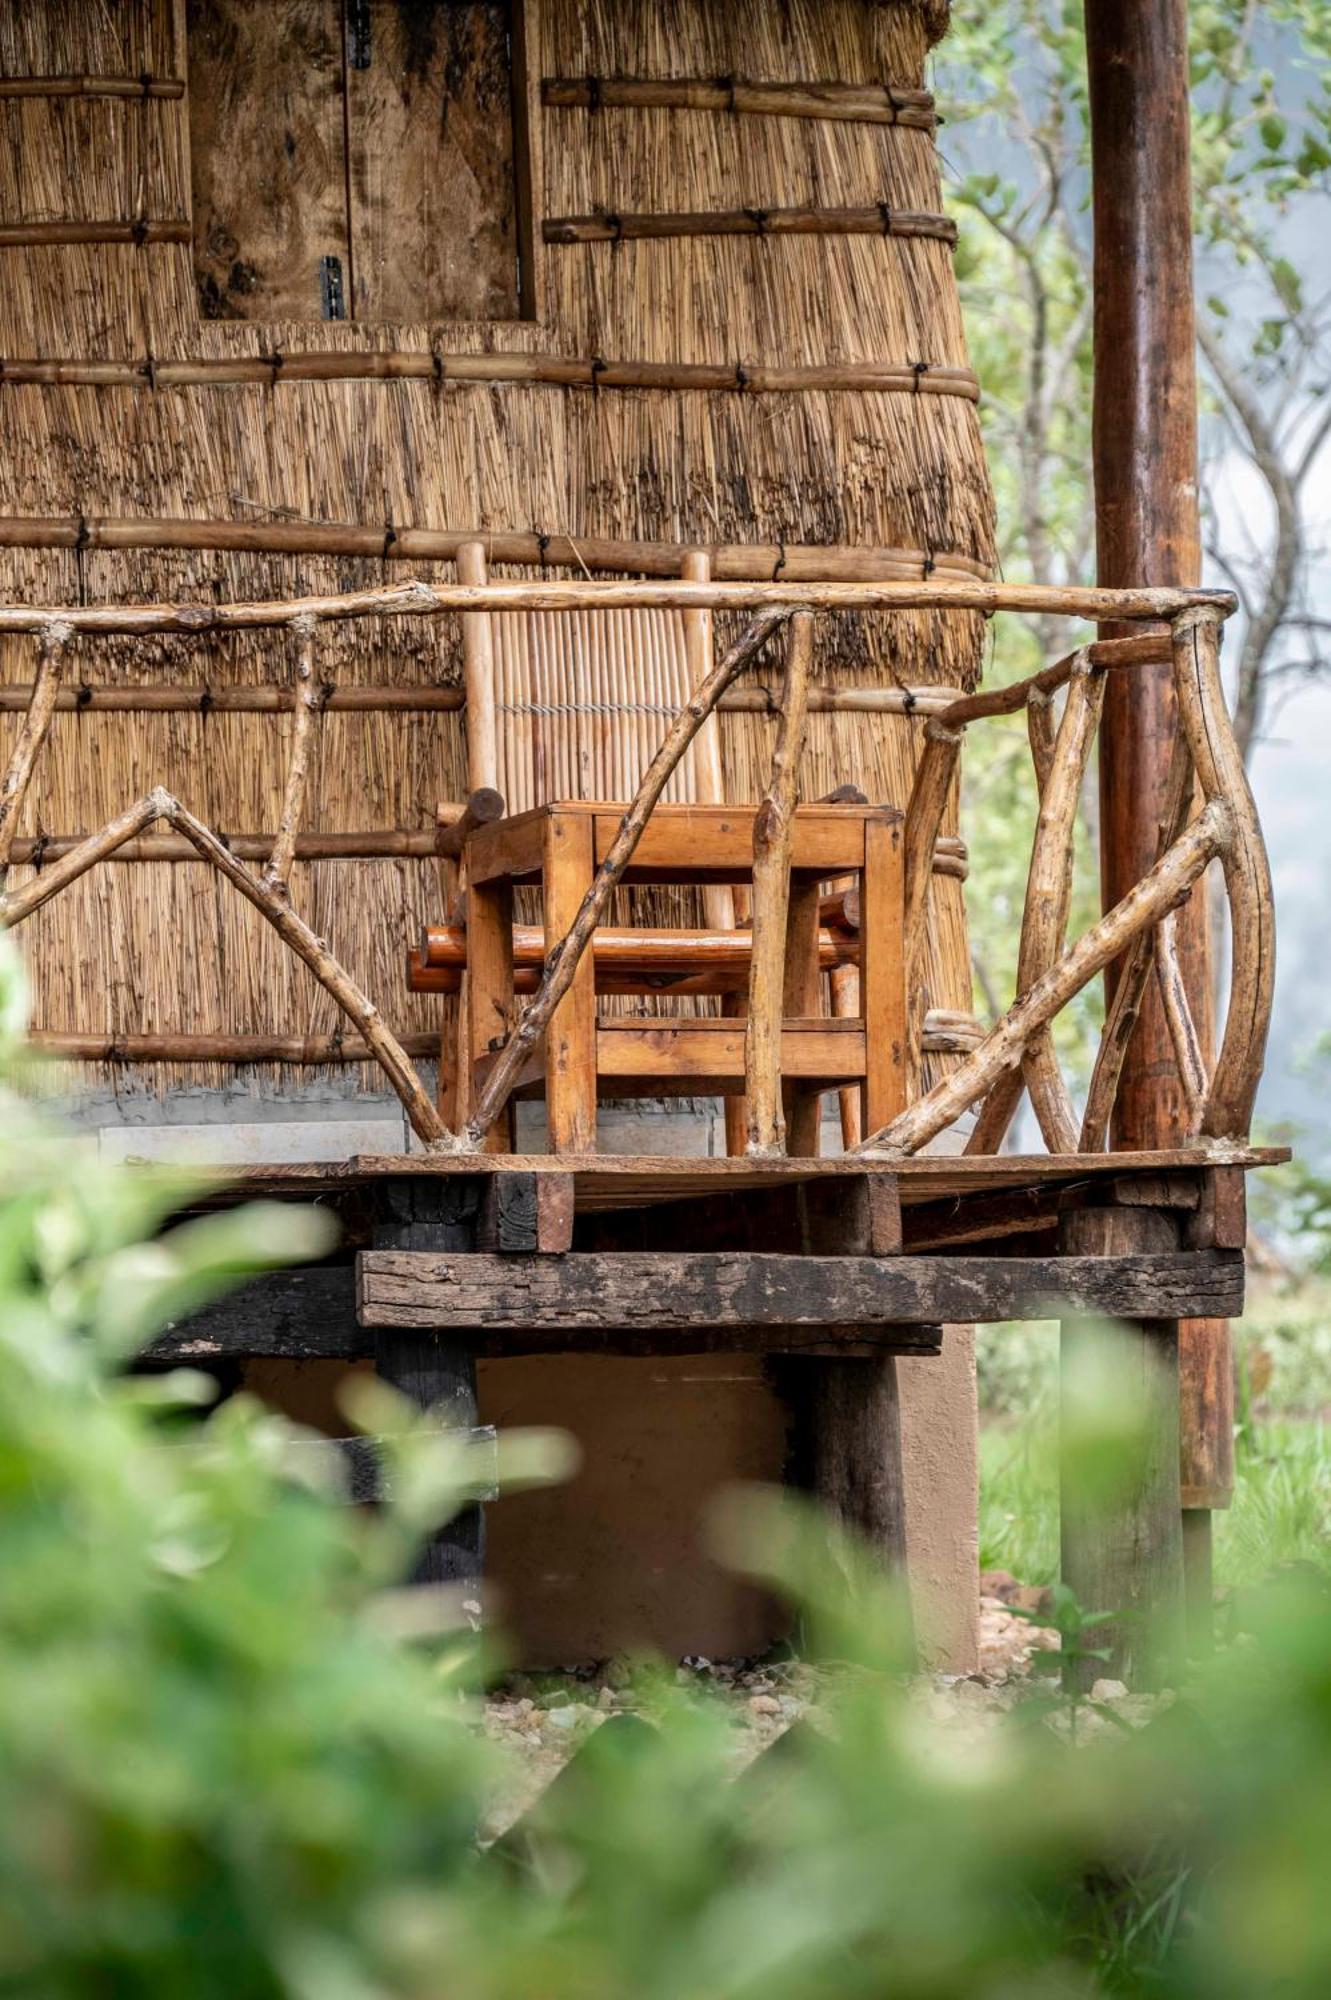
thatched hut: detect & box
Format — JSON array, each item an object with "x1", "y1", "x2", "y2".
[{"x1": 0, "y1": 0, "x2": 996, "y2": 1666}]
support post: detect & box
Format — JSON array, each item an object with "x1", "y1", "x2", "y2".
[
  {"x1": 372, "y1": 1177, "x2": 485, "y2": 1594},
  {"x1": 1085, "y1": 0, "x2": 1226, "y2": 1645},
  {"x1": 1059, "y1": 1203, "x2": 1185, "y2": 1690}
]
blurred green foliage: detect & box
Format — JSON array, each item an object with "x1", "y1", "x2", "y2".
[{"x1": 8, "y1": 922, "x2": 1331, "y2": 1993}]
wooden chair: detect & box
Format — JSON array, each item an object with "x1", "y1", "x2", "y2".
[{"x1": 415, "y1": 545, "x2": 899, "y2": 1155}]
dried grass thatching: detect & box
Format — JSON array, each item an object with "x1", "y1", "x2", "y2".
[{"x1": 0, "y1": 0, "x2": 992, "y2": 1101}]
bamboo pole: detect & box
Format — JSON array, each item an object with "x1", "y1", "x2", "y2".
[
  {"x1": 1172, "y1": 607, "x2": 1274, "y2": 1140},
  {"x1": 2, "y1": 533, "x2": 981, "y2": 590},
  {"x1": 937, "y1": 632, "x2": 1167, "y2": 728},
  {"x1": 0, "y1": 355, "x2": 980, "y2": 400},
  {"x1": 1155, "y1": 909, "x2": 1208, "y2": 1134},
  {"x1": 0, "y1": 790, "x2": 172, "y2": 925},
  {"x1": 972, "y1": 655, "x2": 1104, "y2": 1156},
  {"x1": 1, "y1": 788, "x2": 450, "y2": 1147},
  {"x1": 1079, "y1": 730, "x2": 1196, "y2": 1151},
  {"x1": 0, "y1": 621, "x2": 70, "y2": 879},
  {"x1": 745, "y1": 612, "x2": 814, "y2": 1155},
  {"x1": 164, "y1": 801, "x2": 449, "y2": 1147},
  {"x1": 541, "y1": 76, "x2": 936, "y2": 128},
  {"x1": 544, "y1": 204, "x2": 957, "y2": 246},
  {"x1": 0, "y1": 515, "x2": 987, "y2": 580},
  {"x1": 900, "y1": 718, "x2": 962, "y2": 1084},
  {"x1": 684, "y1": 549, "x2": 747, "y2": 1155},
  {"x1": 0, "y1": 578, "x2": 1237, "y2": 636},
  {"x1": 2, "y1": 829, "x2": 472, "y2": 864},
  {"x1": 853, "y1": 801, "x2": 1231, "y2": 1159},
  {"x1": 0, "y1": 683, "x2": 972, "y2": 717},
  {"x1": 261, "y1": 618, "x2": 320, "y2": 897},
  {"x1": 31, "y1": 1031, "x2": 438, "y2": 1065},
  {"x1": 1019, "y1": 658, "x2": 1106, "y2": 1152},
  {"x1": 465, "y1": 607, "x2": 792, "y2": 1148},
  {"x1": 457, "y1": 542, "x2": 498, "y2": 791},
  {"x1": 0, "y1": 75, "x2": 185, "y2": 98},
  {"x1": 1024, "y1": 685, "x2": 1058, "y2": 795},
  {"x1": 0, "y1": 220, "x2": 189, "y2": 247}
]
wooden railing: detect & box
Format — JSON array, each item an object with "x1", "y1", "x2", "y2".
[{"x1": 0, "y1": 574, "x2": 1268, "y2": 1161}]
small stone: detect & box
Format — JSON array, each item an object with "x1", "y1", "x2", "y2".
[
  {"x1": 748, "y1": 1693, "x2": 780, "y2": 1717},
  {"x1": 547, "y1": 1705, "x2": 583, "y2": 1731},
  {"x1": 597, "y1": 1685, "x2": 615, "y2": 1711},
  {"x1": 1090, "y1": 1678, "x2": 1129, "y2": 1703},
  {"x1": 514, "y1": 1697, "x2": 534, "y2": 1717}
]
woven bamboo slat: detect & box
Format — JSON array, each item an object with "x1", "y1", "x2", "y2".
[
  {"x1": 0, "y1": 75, "x2": 183, "y2": 99},
  {"x1": 0, "y1": 515, "x2": 987, "y2": 579},
  {"x1": 0, "y1": 354, "x2": 980, "y2": 398},
  {"x1": 541, "y1": 77, "x2": 937, "y2": 128},
  {"x1": 543, "y1": 203, "x2": 957, "y2": 245}
]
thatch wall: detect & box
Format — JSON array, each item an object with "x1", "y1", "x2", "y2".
[{"x1": 0, "y1": 0, "x2": 994, "y2": 1102}]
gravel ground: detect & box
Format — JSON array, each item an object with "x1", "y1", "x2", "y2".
[{"x1": 478, "y1": 1573, "x2": 1128, "y2": 1841}]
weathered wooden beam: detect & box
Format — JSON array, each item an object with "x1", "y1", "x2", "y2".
[
  {"x1": 142, "y1": 1263, "x2": 940, "y2": 1361},
  {"x1": 357, "y1": 1249, "x2": 1243, "y2": 1333}
]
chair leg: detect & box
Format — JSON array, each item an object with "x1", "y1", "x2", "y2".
[
  {"x1": 468, "y1": 880, "x2": 515, "y2": 1153},
  {"x1": 783, "y1": 875, "x2": 824, "y2": 1158},
  {"x1": 542, "y1": 809, "x2": 597, "y2": 1153}
]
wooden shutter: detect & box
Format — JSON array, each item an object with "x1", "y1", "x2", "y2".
[{"x1": 188, "y1": 0, "x2": 519, "y2": 324}]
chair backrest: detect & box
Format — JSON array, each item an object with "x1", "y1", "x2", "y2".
[{"x1": 458, "y1": 544, "x2": 725, "y2": 815}]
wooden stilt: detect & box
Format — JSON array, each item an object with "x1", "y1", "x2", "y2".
[
  {"x1": 1059, "y1": 1203, "x2": 1185, "y2": 1690},
  {"x1": 372, "y1": 1177, "x2": 486, "y2": 1594}
]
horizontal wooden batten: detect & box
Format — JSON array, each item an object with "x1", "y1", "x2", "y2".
[
  {"x1": 30, "y1": 1031, "x2": 437, "y2": 1065},
  {"x1": 0, "y1": 578, "x2": 1234, "y2": 636},
  {"x1": 544, "y1": 204, "x2": 958, "y2": 246},
  {"x1": 541, "y1": 77, "x2": 936, "y2": 129},
  {"x1": 31, "y1": 1015, "x2": 981, "y2": 1064},
  {"x1": 356, "y1": 1247, "x2": 1246, "y2": 1333},
  {"x1": 0, "y1": 75, "x2": 184, "y2": 99},
  {"x1": 0, "y1": 682, "x2": 969, "y2": 719},
  {"x1": 0, "y1": 353, "x2": 979, "y2": 399},
  {"x1": 0, "y1": 514, "x2": 987, "y2": 581},
  {"x1": 1, "y1": 829, "x2": 963, "y2": 870},
  {"x1": 3, "y1": 829, "x2": 448, "y2": 864},
  {"x1": 0, "y1": 220, "x2": 189, "y2": 248}
]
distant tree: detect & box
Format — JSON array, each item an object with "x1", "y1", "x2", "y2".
[{"x1": 933, "y1": 0, "x2": 1330, "y2": 1032}]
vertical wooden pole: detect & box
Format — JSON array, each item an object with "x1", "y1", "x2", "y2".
[
  {"x1": 448, "y1": 540, "x2": 499, "y2": 1128},
  {"x1": 1084, "y1": 0, "x2": 1223, "y2": 1654},
  {"x1": 468, "y1": 876, "x2": 516, "y2": 1152},
  {"x1": 683, "y1": 548, "x2": 749, "y2": 1157},
  {"x1": 372, "y1": 1177, "x2": 485, "y2": 1595},
  {"x1": 745, "y1": 611, "x2": 813, "y2": 1156},
  {"x1": 1059, "y1": 1204, "x2": 1184, "y2": 1690},
  {"x1": 861, "y1": 815, "x2": 908, "y2": 1134}
]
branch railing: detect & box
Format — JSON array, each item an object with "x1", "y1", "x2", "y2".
[{"x1": 0, "y1": 571, "x2": 1265, "y2": 1161}]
